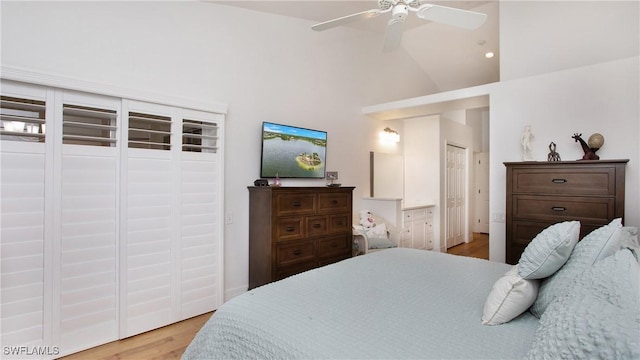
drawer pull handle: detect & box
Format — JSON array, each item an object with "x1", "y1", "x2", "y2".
[
  {"x1": 332, "y1": 200, "x2": 338, "y2": 205},
  {"x1": 285, "y1": 226, "x2": 295, "y2": 232},
  {"x1": 552, "y1": 178, "x2": 567, "y2": 183},
  {"x1": 291, "y1": 201, "x2": 302, "y2": 207},
  {"x1": 312, "y1": 223, "x2": 322, "y2": 229},
  {"x1": 292, "y1": 249, "x2": 302, "y2": 256},
  {"x1": 551, "y1": 206, "x2": 567, "y2": 212},
  {"x1": 331, "y1": 242, "x2": 337, "y2": 248}
]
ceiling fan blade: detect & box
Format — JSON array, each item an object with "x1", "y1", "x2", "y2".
[
  {"x1": 416, "y1": 4, "x2": 487, "y2": 30},
  {"x1": 312, "y1": 9, "x2": 382, "y2": 31},
  {"x1": 383, "y1": 18, "x2": 405, "y2": 53}
]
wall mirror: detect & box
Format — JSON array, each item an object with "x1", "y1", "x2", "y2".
[{"x1": 370, "y1": 152, "x2": 404, "y2": 198}]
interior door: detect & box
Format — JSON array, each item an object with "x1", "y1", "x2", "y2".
[
  {"x1": 446, "y1": 145, "x2": 466, "y2": 248},
  {"x1": 473, "y1": 152, "x2": 490, "y2": 233}
]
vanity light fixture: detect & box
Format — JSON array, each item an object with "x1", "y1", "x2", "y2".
[{"x1": 380, "y1": 127, "x2": 400, "y2": 143}]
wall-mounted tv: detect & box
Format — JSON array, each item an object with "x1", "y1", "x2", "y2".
[{"x1": 260, "y1": 122, "x2": 327, "y2": 179}]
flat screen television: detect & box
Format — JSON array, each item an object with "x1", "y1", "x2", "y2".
[{"x1": 260, "y1": 122, "x2": 327, "y2": 178}]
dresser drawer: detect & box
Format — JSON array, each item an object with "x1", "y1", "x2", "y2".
[
  {"x1": 275, "y1": 193, "x2": 316, "y2": 216},
  {"x1": 276, "y1": 241, "x2": 315, "y2": 267},
  {"x1": 329, "y1": 213, "x2": 350, "y2": 233},
  {"x1": 511, "y1": 167, "x2": 615, "y2": 195},
  {"x1": 318, "y1": 234, "x2": 351, "y2": 259},
  {"x1": 512, "y1": 195, "x2": 614, "y2": 224},
  {"x1": 275, "y1": 217, "x2": 304, "y2": 242},
  {"x1": 318, "y1": 192, "x2": 350, "y2": 213},
  {"x1": 306, "y1": 216, "x2": 328, "y2": 237}
]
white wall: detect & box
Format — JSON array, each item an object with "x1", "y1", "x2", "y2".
[{"x1": 0, "y1": 1, "x2": 434, "y2": 298}]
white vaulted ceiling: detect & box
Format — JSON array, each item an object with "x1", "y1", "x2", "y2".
[{"x1": 210, "y1": 1, "x2": 500, "y2": 94}]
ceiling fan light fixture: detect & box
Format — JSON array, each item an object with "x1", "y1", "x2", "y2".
[{"x1": 392, "y1": 4, "x2": 409, "y2": 22}]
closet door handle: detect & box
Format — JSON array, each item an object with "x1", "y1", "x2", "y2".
[
  {"x1": 551, "y1": 206, "x2": 566, "y2": 212},
  {"x1": 551, "y1": 178, "x2": 567, "y2": 183}
]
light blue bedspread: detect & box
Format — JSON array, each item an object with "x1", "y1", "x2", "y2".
[{"x1": 183, "y1": 248, "x2": 539, "y2": 359}]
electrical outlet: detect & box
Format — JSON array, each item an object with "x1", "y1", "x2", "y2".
[{"x1": 225, "y1": 212, "x2": 233, "y2": 225}]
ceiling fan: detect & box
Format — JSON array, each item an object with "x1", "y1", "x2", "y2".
[{"x1": 311, "y1": 0, "x2": 487, "y2": 52}]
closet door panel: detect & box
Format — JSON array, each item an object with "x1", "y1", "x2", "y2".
[
  {"x1": 1, "y1": 145, "x2": 47, "y2": 348},
  {"x1": 179, "y1": 126, "x2": 223, "y2": 319},
  {"x1": 125, "y1": 152, "x2": 173, "y2": 337},
  {"x1": 59, "y1": 150, "x2": 118, "y2": 353}
]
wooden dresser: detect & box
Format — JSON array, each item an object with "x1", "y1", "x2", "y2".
[
  {"x1": 504, "y1": 160, "x2": 627, "y2": 264},
  {"x1": 248, "y1": 186, "x2": 355, "y2": 289}
]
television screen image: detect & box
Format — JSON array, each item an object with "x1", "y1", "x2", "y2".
[{"x1": 260, "y1": 122, "x2": 327, "y2": 178}]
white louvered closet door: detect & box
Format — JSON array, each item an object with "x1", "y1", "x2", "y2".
[
  {"x1": 179, "y1": 110, "x2": 224, "y2": 320},
  {"x1": 121, "y1": 102, "x2": 224, "y2": 337},
  {"x1": 56, "y1": 91, "x2": 120, "y2": 354},
  {"x1": 121, "y1": 101, "x2": 175, "y2": 337},
  {"x1": 0, "y1": 82, "x2": 51, "y2": 352},
  {"x1": 1, "y1": 80, "x2": 225, "y2": 358}
]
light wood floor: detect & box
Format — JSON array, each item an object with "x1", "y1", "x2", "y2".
[
  {"x1": 447, "y1": 232, "x2": 490, "y2": 260},
  {"x1": 59, "y1": 234, "x2": 489, "y2": 359},
  {"x1": 58, "y1": 312, "x2": 213, "y2": 360}
]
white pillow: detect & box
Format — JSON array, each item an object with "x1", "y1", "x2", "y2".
[
  {"x1": 482, "y1": 265, "x2": 540, "y2": 325},
  {"x1": 529, "y1": 218, "x2": 623, "y2": 318},
  {"x1": 518, "y1": 221, "x2": 580, "y2": 279},
  {"x1": 366, "y1": 222, "x2": 387, "y2": 239}
]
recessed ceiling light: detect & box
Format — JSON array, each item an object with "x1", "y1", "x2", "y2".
[{"x1": 485, "y1": 52, "x2": 494, "y2": 58}]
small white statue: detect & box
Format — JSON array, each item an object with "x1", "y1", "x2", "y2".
[{"x1": 521, "y1": 125, "x2": 534, "y2": 161}]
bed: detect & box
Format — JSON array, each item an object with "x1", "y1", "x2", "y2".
[{"x1": 183, "y1": 219, "x2": 639, "y2": 359}]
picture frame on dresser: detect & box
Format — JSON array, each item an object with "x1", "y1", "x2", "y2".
[{"x1": 504, "y1": 159, "x2": 627, "y2": 264}]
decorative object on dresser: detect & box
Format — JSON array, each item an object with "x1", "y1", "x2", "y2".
[
  {"x1": 504, "y1": 159, "x2": 627, "y2": 264},
  {"x1": 571, "y1": 132, "x2": 604, "y2": 160},
  {"x1": 547, "y1": 142, "x2": 561, "y2": 161},
  {"x1": 521, "y1": 125, "x2": 534, "y2": 161},
  {"x1": 248, "y1": 186, "x2": 355, "y2": 289}
]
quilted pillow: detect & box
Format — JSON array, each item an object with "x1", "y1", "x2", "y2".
[
  {"x1": 366, "y1": 223, "x2": 387, "y2": 239},
  {"x1": 481, "y1": 265, "x2": 539, "y2": 325},
  {"x1": 518, "y1": 221, "x2": 580, "y2": 279},
  {"x1": 364, "y1": 223, "x2": 396, "y2": 249},
  {"x1": 525, "y1": 249, "x2": 640, "y2": 359},
  {"x1": 529, "y1": 218, "x2": 623, "y2": 318}
]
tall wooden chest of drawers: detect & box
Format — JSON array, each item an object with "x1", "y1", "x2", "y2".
[
  {"x1": 504, "y1": 160, "x2": 627, "y2": 264},
  {"x1": 248, "y1": 186, "x2": 355, "y2": 289}
]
